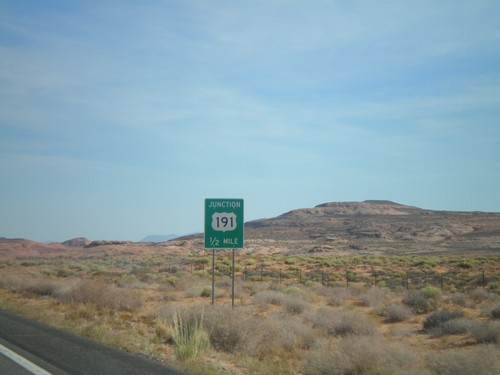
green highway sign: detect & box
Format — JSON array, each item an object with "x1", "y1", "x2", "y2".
[{"x1": 204, "y1": 198, "x2": 244, "y2": 249}]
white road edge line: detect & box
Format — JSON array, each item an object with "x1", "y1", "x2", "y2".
[{"x1": 0, "y1": 343, "x2": 53, "y2": 375}]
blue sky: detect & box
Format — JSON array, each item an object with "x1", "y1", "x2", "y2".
[{"x1": 1, "y1": 1, "x2": 499, "y2": 242}]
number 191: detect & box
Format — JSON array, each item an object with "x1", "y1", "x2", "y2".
[{"x1": 216, "y1": 216, "x2": 233, "y2": 228}]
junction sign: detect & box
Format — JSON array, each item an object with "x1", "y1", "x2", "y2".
[{"x1": 204, "y1": 198, "x2": 244, "y2": 249}]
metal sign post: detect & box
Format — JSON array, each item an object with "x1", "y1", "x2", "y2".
[
  {"x1": 204, "y1": 199, "x2": 244, "y2": 308},
  {"x1": 212, "y1": 249, "x2": 215, "y2": 305},
  {"x1": 232, "y1": 249, "x2": 235, "y2": 308}
]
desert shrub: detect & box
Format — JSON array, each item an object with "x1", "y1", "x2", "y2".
[
  {"x1": 427, "y1": 345, "x2": 499, "y2": 375},
  {"x1": 468, "y1": 288, "x2": 491, "y2": 303},
  {"x1": 432, "y1": 318, "x2": 475, "y2": 336},
  {"x1": 360, "y1": 287, "x2": 389, "y2": 308},
  {"x1": 25, "y1": 279, "x2": 63, "y2": 296},
  {"x1": 204, "y1": 305, "x2": 251, "y2": 353},
  {"x1": 384, "y1": 303, "x2": 413, "y2": 323},
  {"x1": 116, "y1": 275, "x2": 148, "y2": 289},
  {"x1": 269, "y1": 314, "x2": 317, "y2": 351},
  {"x1": 185, "y1": 285, "x2": 222, "y2": 299},
  {"x1": 469, "y1": 321, "x2": 500, "y2": 344},
  {"x1": 56, "y1": 268, "x2": 74, "y2": 277},
  {"x1": 200, "y1": 287, "x2": 211, "y2": 298},
  {"x1": 253, "y1": 289, "x2": 286, "y2": 307},
  {"x1": 491, "y1": 306, "x2": 500, "y2": 319},
  {"x1": 55, "y1": 279, "x2": 144, "y2": 311},
  {"x1": 403, "y1": 288, "x2": 440, "y2": 313},
  {"x1": 0, "y1": 273, "x2": 64, "y2": 296},
  {"x1": 215, "y1": 277, "x2": 232, "y2": 288},
  {"x1": 39, "y1": 268, "x2": 56, "y2": 277},
  {"x1": 421, "y1": 286, "x2": 441, "y2": 299},
  {"x1": 285, "y1": 285, "x2": 317, "y2": 302},
  {"x1": 423, "y1": 309, "x2": 464, "y2": 331},
  {"x1": 311, "y1": 307, "x2": 377, "y2": 337},
  {"x1": 282, "y1": 294, "x2": 310, "y2": 315},
  {"x1": 448, "y1": 292, "x2": 474, "y2": 308},
  {"x1": 252, "y1": 314, "x2": 316, "y2": 356},
  {"x1": 305, "y1": 336, "x2": 422, "y2": 375},
  {"x1": 202, "y1": 305, "x2": 314, "y2": 357},
  {"x1": 322, "y1": 287, "x2": 351, "y2": 306}
]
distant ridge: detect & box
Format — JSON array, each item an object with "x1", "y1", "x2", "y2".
[
  {"x1": 62, "y1": 237, "x2": 92, "y2": 247},
  {"x1": 141, "y1": 234, "x2": 179, "y2": 242}
]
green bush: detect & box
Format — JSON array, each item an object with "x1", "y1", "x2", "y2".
[
  {"x1": 403, "y1": 289, "x2": 440, "y2": 313},
  {"x1": 421, "y1": 286, "x2": 441, "y2": 299},
  {"x1": 469, "y1": 322, "x2": 500, "y2": 344},
  {"x1": 491, "y1": 306, "x2": 500, "y2": 319},
  {"x1": 200, "y1": 287, "x2": 211, "y2": 298},
  {"x1": 423, "y1": 309, "x2": 464, "y2": 331}
]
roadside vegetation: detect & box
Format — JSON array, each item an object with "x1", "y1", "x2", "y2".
[{"x1": 0, "y1": 251, "x2": 499, "y2": 374}]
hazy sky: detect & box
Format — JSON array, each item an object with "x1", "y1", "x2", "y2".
[{"x1": 1, "y1": 1, "x2": 499, "y2": 242}]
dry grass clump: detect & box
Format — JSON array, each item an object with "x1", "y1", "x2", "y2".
[
  {"x1": 116, "y1": 275, "x2": 149, "y2": 289},
  {"x1": 324, "y1": 287, "x2": 352, "y2": 306},
  {"x1": 403, "y1": 286, "x2": 441, "y2": 313},
  {"x1": 253, "y1": 286, "x2": 312, "y2": 315},
  {"x1": 0, "y1": 272, "x2": 61, "y2": 295},
  {"x1": 468, "y1": 288, "x2": 494, "y2": 304},
  {"x1": 360, "y1": 287, "x2": 389, "y2": 308},
  {"x1": 282, "y1": 294, "x2": 310, "y2": 315},
  {"x1": 0, "y1": 273, "x2": 144, "y2": 311},
  {"x1": 55, "y1": 279, "x2": 144, "y2": 311},
  {"x1": 469, "y1": 321, "x2": 500, "y2": 344},
  {"x1": 383, "y1": 303, "x2": 414, "y2": 323},
  {"x1": 427, "y1": 345, "x2": 499, "y2": 375},
  {"x1": 310, "y1": 307, "x2": 377, "y2": 337},
  {"x1": 204, "y1": 305, "x2": 250, "y2": 353},
  {"x1": 253, "y1": 289, "x2": 287, "y2": 307},
  {"x1": 305, "y1": 336, "x2": 423, "y2": 375},
  {"x1": 448, "y1": 292, "x2": 475, "y2": 308}
]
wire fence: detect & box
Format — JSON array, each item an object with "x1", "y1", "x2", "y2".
[{"x1": 182, "y1": 260, "x2": 498, "y2": 293}]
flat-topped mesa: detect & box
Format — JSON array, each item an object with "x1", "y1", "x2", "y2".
[
  {"x1": 362, "y1": 200, "x2": 405, "y2": 206},
  {"x1": 314, "y1": 201, "x2": 413, "y2": 216}
]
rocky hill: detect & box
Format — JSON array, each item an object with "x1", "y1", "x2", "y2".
[
  {"x1": 0, "y1": 238, "x2": 72, "y2": 259},
  {"x1": 244, "y1": 200, "x2": 500, "y2": 255}
]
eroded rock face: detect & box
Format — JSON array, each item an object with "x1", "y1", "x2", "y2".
[
  {"x1": 245, "y1": 200, "x2": 500, "y2": 255},
  {"x1": 62, "y1": 237, "x2": 92, "y2": 247}
]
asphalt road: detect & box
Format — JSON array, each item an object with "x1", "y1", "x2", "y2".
[{"x1": 0, "y1": 310, "x2": 187, "y2": 375}]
